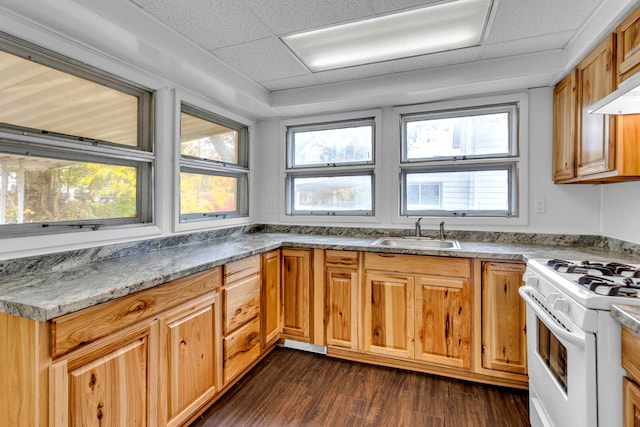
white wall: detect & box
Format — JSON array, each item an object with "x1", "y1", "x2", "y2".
[
  {"x1": 254, "y1": 87, "x2": 612, "y2": 236},
  {"x1": 601, "y1": 181, "x2": 640, "y2": 244}
]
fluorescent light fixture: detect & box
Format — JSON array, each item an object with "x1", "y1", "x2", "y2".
[
  {"x1": 589, "y1": 70, "x2": 640, "y2": 114},
  {"x1": 281, "y1": 0, "x2": 492, "y2": 72}
]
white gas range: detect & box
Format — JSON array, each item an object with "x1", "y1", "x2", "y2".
[{"x1": 520, "y1": 258, "x2": 640, "y2": 427}]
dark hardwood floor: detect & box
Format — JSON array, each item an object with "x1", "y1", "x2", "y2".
[{"x1": 190, "y1": 348, "x2": 529, "y2": 427}]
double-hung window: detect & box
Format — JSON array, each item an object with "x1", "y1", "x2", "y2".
[
  {"x1": 179, "y1": 105, "x2": 249, "y2": 221},
  {"x1": 0, "y1": 36, "x2": 154, "y2": 237},
  {"x1": 400, "y1": 104, "x2": 519, "y2": 217},
  {"x1": 286, "y1": 118, "x2": 375, "y2": 216}
]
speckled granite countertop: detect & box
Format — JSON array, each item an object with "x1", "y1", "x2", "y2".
[
  {"x1": 2, "y1": 231, "x2": 640, "y2": 322},
  {"x1": 612, "y1": 305, "x2": 640, "y2": 335}
]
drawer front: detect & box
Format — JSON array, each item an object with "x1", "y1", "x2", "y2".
[
  {"x1": 364, "y1": 253, "x2": 470, "y2": 278},
  {"x1": 223, "y1": 274, "x2": 260, "y2": 334},
  {"x1": 223, "y1": 317, "x2": 261, "y2": 384},
  {"x1": 325, "y1": 250, "x2": 359, "y2": 269},
  {"x1": 51, "y1": 268, "x2": 221, "y2": 358},
  {"x1": 224, "y1": 255, "x2": 260, "y2": 283}
]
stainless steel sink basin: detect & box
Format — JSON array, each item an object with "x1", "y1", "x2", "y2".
[{"x1": 371, "y1": 237, "x2": 461, "y2": 250}]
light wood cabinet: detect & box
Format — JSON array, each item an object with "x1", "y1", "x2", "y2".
[
  {"x1": 222, "y1": 255, "x2": 261, "y2": 384},
  {"x1": 617, "y1": 5, "x2": 640, "y2": 83},
  {"x1": 281, "y1": 248, "x2": 311, "y2": 341},
  {"x1": 554, "y1": 30, "x2": 640, "y2": 183},
  {"x1": 622, "y1": 326, "x2": 640, "y2": 427},
  {"x1": 364, "y1": 271, "x2": 415, "y2": 359},
  {"x1": 158, "y1": 292, "x2": 221, "y2": 427},
  {"x1": 481, "y1": 262, "x2": 527, "y2": 377},
  {"x1": 552, "y1": 71, "x2": 577, "y2": 181},
  {"x1": 415, "y1": 276, "x2": 471, "y2": 369},
  {"x1": 261, "y1": 249, "x2": 281, "y2": 348},
  {"x1": 325, "y1": 250, "x2": 359, "y2": 351},
  {"x1": 49, "y1": 323, "x2": 158, "y2": 427},
  {"x1": 576, "y1": 35, "x2": 616, "y2": 178},
  {"x1": 363, "y1": 253, "x2": 472, "y2": 368}
]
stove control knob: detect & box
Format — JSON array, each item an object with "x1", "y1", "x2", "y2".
[
  {"x1": 525, "y1": 275, "x2": 539, "y2": 288},
  {"x1": 547, "y1": 293, "x2": 560, "y2": 304},
  {"x1": 553, "y1": 298, "x2": 570, "y2": 314}
]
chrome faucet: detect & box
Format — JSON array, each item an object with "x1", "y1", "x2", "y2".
[
  {"x1": 415, "y1": 217, "x2": 423, "y2": 237},
  {"x1": 439, "y1": 221, "x2": 446, "y2": 240}
]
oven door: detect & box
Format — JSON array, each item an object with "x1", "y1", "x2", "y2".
[{"x1": 519, "y1": 287, "x2": 597, "y2": 427}]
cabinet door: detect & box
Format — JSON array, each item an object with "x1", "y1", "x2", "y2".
[
  {"x1": 281, "y1": 248, "x2": 311, "y2": 340},
  {"x1": 553, "y1": 71, "x2": 577, "y2": 182},
  {"x1": 414, "y1": 276, "x2": 471, "y2": 369},
  {"x1": 481, "y1": 262, "x2": 527, "y2": 375},
  {"x1": 624, "y1": 378, "x2": 640, "y2": 427},
  {"x1": 325, "y1": 268, "x2": 358, "y2": 350},
  {"x1": 262, "y1": 249, "x2": 281, "y2": 348},
  {"x1": 159, "y1": 293, "x2": 221, "y2": 427},
  {"x1": 577, "y1": 35, "x2": 616, "y2": 177},
  {"x1": 363, "y1": 272, "x2": 414, "y2": 359},
  {"x1": 50, "y1": 325, "x2": 157, "y2": 427},
  {"x1": 617, "y1": 5, "x2": 640, "y2": 83}
]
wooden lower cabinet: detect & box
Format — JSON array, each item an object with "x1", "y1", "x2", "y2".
[
  {"x1": 623, "y1": 326, "x2": 640, "y2": 427},
  {"x1": 623, "y1": 378, "x2": 640, "y2": 427},
  {"x1": 262, "y1": 249, "x2": 282, "y2": 348},
  {"x1": 158, "y1": 293, "x2": 221, "y2": 427},
  {"x1": 363, "y1": 272, "x2": 414, "y2": 359},
  {"x1": 49, "y1": 323, "x2": 158, "y2": 427},
  {"x1": 281, "y1": 248, "x2": 311, "y2": 340},
  {"x1": 325, "y1": 250, "x2": 360, "y2": 351},
  {"x1": 415, "y1": 276, "x2": 471, "y2": 369},
  {"x1": 481, "y1": 262, "x2": 527, "y2": 376}
]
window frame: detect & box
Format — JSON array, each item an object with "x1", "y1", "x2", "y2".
[
  {"x1": 0, "y1": 34, "x2": 155, "y2": 237},
  {"x1": 285, "y1": 116, "x2": 377, "y2": 217},
  {"x1": 178, "y1": 103, "x2": 250, "y2": 223},
  {"x1": 398, "y1": 101, "x2": 521, "y2": 218}
]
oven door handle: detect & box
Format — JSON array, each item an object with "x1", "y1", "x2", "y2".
[{"x1": 519, "y1": 287, "x2": 587, "y2": 348}]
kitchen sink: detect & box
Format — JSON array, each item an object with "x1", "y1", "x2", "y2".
[{"x1": 370, "y1": 237, "x2": 461, "y2": 250}]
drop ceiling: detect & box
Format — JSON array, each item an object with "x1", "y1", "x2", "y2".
[{"x1": 128, "y1": 0, "x2": 600, "y2": 92}]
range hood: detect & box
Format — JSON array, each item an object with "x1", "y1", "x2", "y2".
[{"x1": 589, "y1": 70, "x2": 640, "y2": 115}]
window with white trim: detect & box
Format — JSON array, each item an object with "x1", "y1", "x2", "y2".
[
  {"x1": 179, "y1": 105, "x2": 249, "y2": 222},
  {"x1": 0, "y1": 35, "x2": 154, "y2": 237},
  {"x1": 400, "y1": 104, "x2": 519, "y2": 217},
  {"x1": 286, "y1": 118, "x2": 375, "y2": 215}
]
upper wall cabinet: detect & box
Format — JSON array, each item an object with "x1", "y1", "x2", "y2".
[
  {"x1": 617, "y1": 5, "x2": 640, "y2": 84},
  {"x1": 553, "y1": 13, "x2": 640, "y2": 184}
]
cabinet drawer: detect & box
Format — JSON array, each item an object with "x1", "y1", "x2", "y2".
[
  {"x1": 623, "y1": 326, "x2": 640, "y2": 382},
  {"x1": 325, "y1": 250, "x2": 359, "y2": 269},
  {"x1": 223, "y1": 317, "x2": 261, "y2": 383},
  {"x1": 224, "y1": 255, "x2": 260, "y2": 283},
  {"x1": 364, "y1": 253, "x2": 470, "y2": 278},
  {"x1": 223, "y1": 274, "x2": 260, "y2": 334},
  {"x1": 51, "y1": 268, "x2": 221, "y2": 358}
]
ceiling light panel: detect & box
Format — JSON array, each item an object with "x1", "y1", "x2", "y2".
[{"x1": 281, "y1": 0, "x2": 493, "y2": 72}]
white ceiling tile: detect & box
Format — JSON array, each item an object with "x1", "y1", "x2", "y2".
[
  {"x1": 129, "y1": 0, "x2": 272, "y2": 49},
  {"x1": 485, "y1": 0, "x2": 601, "y2": 44},
  {"x1": 482, "y1": 31, "x2": 574, "y2": 60},
  {"x1": 261, "y1": 74, "x2": 322, "y2": 91},
  {"x1": 213, "y1": 37, "x2": 309, "y2": 82},
  {"x1": 390, "y1": 47, "x2": 481, "y2": 73},
  {"x1": 315, "y1": 61, "x2": 396, "y2": 84},
  {"x1": 370, "y1": 0, "x2": 444, "y2": 14},
  {"x1": 242, "y1": 0, "x2": 373, "y2": 35}
]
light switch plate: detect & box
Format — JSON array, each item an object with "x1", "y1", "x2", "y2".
[{"x1": 534, "y1": 198, "x2": 546, "y2": 214}]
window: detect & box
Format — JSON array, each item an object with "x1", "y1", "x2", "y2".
[
  {"x1": 400, "y1": 104, "x2": 518, "y2": 217},
  {"x1": 0, "y1": 36, "x2": 153, "y2": 236},
  {"x1": 286, "y1": 118, "x2": 375, "y2": 215},
  {"x1": 179, "y1": 105, "x2": 248, "y2": 222}
]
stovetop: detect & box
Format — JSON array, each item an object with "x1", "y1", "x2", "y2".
[{"x1": 526, "y1": 258, "x2": 640, "y2": 310}]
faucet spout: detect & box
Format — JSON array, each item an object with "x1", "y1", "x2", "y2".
[
  {"x1": 415, "y1": 217, "x2": 423, "y2": 237},
  {"x1": 439, "y1": 221, "x2": 446, "y2": 240}
]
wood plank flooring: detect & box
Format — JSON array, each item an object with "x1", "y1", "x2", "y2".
[{"x1": 190, "y1": 348, "x2": 529, "y2": 427}]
